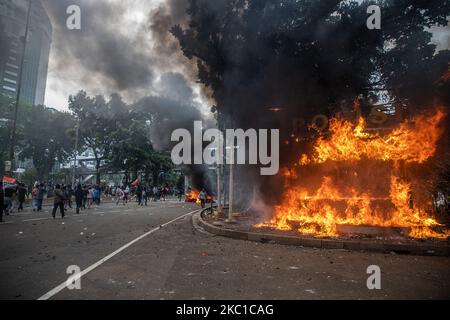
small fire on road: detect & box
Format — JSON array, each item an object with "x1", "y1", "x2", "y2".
[
  {"x1": 185, "y1": 190, "x2": 213, "y2": 205},
  {"x1": 257, "y1": 107, "x2": 449, "y2": 239}
]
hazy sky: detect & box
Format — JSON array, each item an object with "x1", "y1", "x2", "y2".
[{"x1": 41, "y1": 0, "x2": 208, "y2": 112}]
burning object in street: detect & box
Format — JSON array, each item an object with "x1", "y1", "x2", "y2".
[
  {"x1": 258, "y1": 108, "x2": 449, "y2": 239},
  {"x1": 185, "y1": 190, "x2": 213, "y2": 204}
]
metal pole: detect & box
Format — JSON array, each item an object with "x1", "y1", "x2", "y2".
[
  {"x1": 72, "y1": 122, "x2": 80, "y2": 188},
  {"x1": 8, "y1": 0, "x2": 32, "y2": 175},
  {"x1": 216, "y1": 113, "x2": 222, "y2": 215},
  {"x1": 228, "y1": 145, "x2": 234, "y2": 222},
  {"x1": 217, "y1": 163, "x2": 222, "y2": 214}
]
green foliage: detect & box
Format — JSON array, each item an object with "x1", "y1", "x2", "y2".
[
  {"x1": 0, "y1": 94, "x2": 74, "y2": 179},
  {"x1": 1, "y1": 91, "x2": 177, "y2": 184},
  {"x1": 68, "y1": 91, "x2": 176, "y2": 185},
  {"x1": 20, "y1": 105, "x2": 75, "y2": 180}
]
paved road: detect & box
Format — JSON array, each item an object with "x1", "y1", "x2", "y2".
[{"x1": 0, "y1": 201, "x2": 449, "y2": 299}]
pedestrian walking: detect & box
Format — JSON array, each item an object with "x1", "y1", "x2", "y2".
[
  {"x1": 37, "y1": 183, "x2": 46, "y2": 212},
  {"x1": 0, "y1": 181, "x2": 4, "y2": 223},
  {"x1": 67, "y1": 185, "x2": 74, "y2": 209},
  {"x1": 87, "y1": 186, "x2": 94, "y2": 209},
  {"x1": 63, "y1": 185, "x2": 69, "y2": 210},
  {"x1": 82, "y1": 185, "x2": 88, "y2": 209},
  {"x1": 3, "y1": 185, "x2": 13, "y2": 215},
  {"x1": 31, "y1": 183, "x2": 39, "y2": 211},
  {"x1": 17, "y1": 183, "x2": 26, "y2": 212},
  {"x1": 136, "y1": 185, "x2": 143, "y2": 206},
  {"x1": 93, "y1": 186, "x2": 101, "y2": 205},
  {"x1": 52, "y1": 184, "x2": 65, "y2": 219},
  {"x1": 115, "y1": 187, "x2": 125, "y2": 205},
  {"x1": 74, "y1": 184, "x2": 83, "y2": 214},
  {"x1": 199, "y1": 189, "x2": 206, "y2": 208},
  {"x1": 143, "y1": 187, "x2": 148, "y2": 206},
  {"x1": 124, "y1": 186, "x2": 130, "y2": 204},
  {"x1": 9, "y1": 186, "x2": 18, "y2": 213},
  {"x1": 96, "y1": 186, "x2": 101, "y2": 205},
  {"x1": 152, "y1": 186, "x2": 158, "y2": 202}
]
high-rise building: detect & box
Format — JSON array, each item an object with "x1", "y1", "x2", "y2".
[{"x1": 0, "y1": 0, "x2": 52, "y2": 106}]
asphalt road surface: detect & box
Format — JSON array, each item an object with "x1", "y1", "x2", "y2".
[{"x1": 0, "y1": 200, "x2": 449, "y2": 300}]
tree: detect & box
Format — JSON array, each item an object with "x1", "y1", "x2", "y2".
[
  {"x1": 19, "y1": 105, "x2": 75, "y2": 181},
  {"x1": 68, "y1": 91, "x2": 117, "y2": 185},
  {"x1": 172, "y1": 0, "x2": 449, "y2": 123}
]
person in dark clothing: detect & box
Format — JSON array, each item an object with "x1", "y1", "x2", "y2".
[
  {"x1": 67, "y1": 185, "x2": 74, "y2": 208},
  {"x1": 52, "y1": 184, "x2": 65, "y2": 219},
  {"x1": 143, "y1": 187, "x2": 148, "y2": 206},
  {"x1": 17, "y1": 183, "x2": 27, "y2": 212},
  {"x1": 74, "y1": 184, "x2": 83, "y2": 214},
  {"x1": 4, "y1": 186, "x2": 13, "y2": 215},
  {"x1": 62, "y1": 185, "x2": 69, "y2": 210},
  {"x1": 37, "y1": 183, "x2": 46, "y2": 211},
  {"x1": 136, "y1": 185, "x2": 143, "y2": 206},
  {"x1": 82, "y1": 186, "x2": 88, "y2": 209},
  {"x1": 0, "y1": 181, "x2": 4, "y2": 223}
]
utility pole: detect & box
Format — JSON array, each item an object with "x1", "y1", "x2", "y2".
[
  {"x1": 72, "y1": 122, "x2": 80, "y2": 188},
  {"x1": 216, "y1": 112, "x2": 223, "y2": 215},
  {"x1": 228, "y1": 145, "x2": 234, "y2": 221},
  {"x1": 226, "y1": 144, "x2": 237, "y2": 223},
  {"x1": 8, "y1": 0, "x2": 32, "y2": 176},
  {"x1": 216, "y1": 163, "x2": 222, "y2": 215}
]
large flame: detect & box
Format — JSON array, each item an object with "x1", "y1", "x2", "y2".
[
  {"x1": 185, "y1": 190, "x2": 212, "y2": 204},
  {"x1": 301, "y1": 109, "x2": 445, "y2": 165},
  {"x1": 260, "y1": 108, "x2": 448, "y2": 239},
  {"x1": 186, "y1": 190, "x2": 201, "y2": 204}
]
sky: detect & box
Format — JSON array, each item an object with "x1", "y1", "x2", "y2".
[
  {"x1": 41, "y1": 0, "x2": 210, "y2": 113},
  {"x1": 40, "y1": 0, "x2": 449, "y2": 113}
]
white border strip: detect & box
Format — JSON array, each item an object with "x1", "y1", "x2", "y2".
[{"x1": 37, "y1": 209, "x2": 200, "y2": 300}]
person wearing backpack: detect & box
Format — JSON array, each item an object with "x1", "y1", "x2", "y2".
[{"x1": 52, "y1": 184, "x2": 65, "y2": 219}]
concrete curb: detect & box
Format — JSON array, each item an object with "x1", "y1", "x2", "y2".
[{"x1": 196, "y1": 212, "x2": 450, "y2": 257}]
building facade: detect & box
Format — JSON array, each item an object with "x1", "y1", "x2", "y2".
[{"x1": 0, "y1": 0, "x2": 52, "y2": 106}]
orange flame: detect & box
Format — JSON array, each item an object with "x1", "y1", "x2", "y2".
[
  {"x1": 260, "y1": 108, "x2": 448, "y2": 239},
  {"x1": 300, "y1": 109, "x2": 445, "y2": 165}
]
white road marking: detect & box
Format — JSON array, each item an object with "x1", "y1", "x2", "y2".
[
  {"x1": 37, "y1": 208, "x2": 201, "y2": 300},
  {"x1": 23, "y1": 217, "x2": 51, "y2": 222}
]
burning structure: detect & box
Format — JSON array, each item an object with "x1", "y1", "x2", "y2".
[
  {"x1": 170, "y1": 0, "x2": 450, "y2": 241},
  {"x1": 259, "y1": 107, "x2": 449, "y2": 239}
]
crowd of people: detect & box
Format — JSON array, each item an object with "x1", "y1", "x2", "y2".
[
  {"x1": 107, "y1": 185, "x2": 184, "y2": 206},
  {"x1": 0, "y1": 180, "x2": 187, "y2": 222}
]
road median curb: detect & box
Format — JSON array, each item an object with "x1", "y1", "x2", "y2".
[{"x1": 196, "y1": 212, "x2": 450, "y2": 256}]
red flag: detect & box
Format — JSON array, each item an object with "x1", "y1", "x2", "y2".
[
  {"x1": 2, "y1": 176, "x2": 16, "y2": 184},
  {"x1": 131, "y1": 177, "x2": 141, "y2": 187},
  {"x1": 2, "y1": 176, "x2": 17, "y2": 188}
]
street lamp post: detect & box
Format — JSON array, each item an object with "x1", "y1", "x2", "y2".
[
  {"x1": 7, "y1": 0, "x2": 32, "y2": 176},
  {"x1": 72, "y1": 121, "x2": 80, "y2": 188},
  {"x1": 228, "y1": 145, "x2": 234, "y2": 222},
  {"x1": 216, "y1": 163, "x2": 222, "y2": 215},
  {"x1": 225, "y1": 144, "x2": 238, "y2": 223}
]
